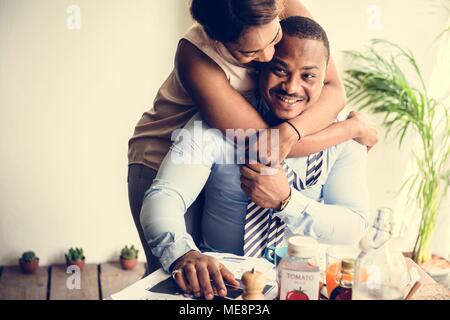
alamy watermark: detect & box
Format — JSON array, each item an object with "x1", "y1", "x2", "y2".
[
  {"x1": 367, "y1": 4, "x2": 382, "y2": 30},
  {"x1": 66, "y1": 265, "x2": 81, "y2": 290},
  {"x1": 66, "y1": 5, "x2": 81, "y2": 30},
  {"x1": 170, "y1": 121, "x2": 281, "y2": 175}
]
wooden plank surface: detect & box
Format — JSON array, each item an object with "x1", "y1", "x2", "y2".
[
  {"x1": 49, "y1": 264, "x2": 99, "y2": 300},
  {"x1": 100, "y1": 262, "x2": 146, "y2": 299},
  {"x1": 0, "y1": 266, "x2": 48, "y2": 300}
]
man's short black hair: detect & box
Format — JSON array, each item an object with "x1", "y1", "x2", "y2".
[{"x1": 280, "y1": 16, "x2": 330, "y2": 64}]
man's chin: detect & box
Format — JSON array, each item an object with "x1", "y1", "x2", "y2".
[{"x1": 272, "y1": 108, "x2": 303, "y2": 121}]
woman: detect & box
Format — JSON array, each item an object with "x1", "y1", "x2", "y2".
[{"x1": 128, "y1": 0, "x2": 376, "y2": 270}]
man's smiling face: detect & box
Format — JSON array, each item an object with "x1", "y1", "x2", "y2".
[{"x1": 259, "y1": 35, "x2": 328, "y2": 120}]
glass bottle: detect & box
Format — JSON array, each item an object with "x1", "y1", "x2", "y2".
[
  {"x1": 329, "y1": 258, "x2": 355, "y2": 300},
  {"x1": 352, "y1": 208, "x2": 409, "y2": 300},
  {"x1": 277, "y1": 236, "x2": 320, "y2": 300}
]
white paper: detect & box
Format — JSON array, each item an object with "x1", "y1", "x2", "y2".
[{"x1": 110, "y1": 252, "x2": 277, "y2": 300}]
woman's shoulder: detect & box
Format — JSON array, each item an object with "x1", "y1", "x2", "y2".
[
  {"x1": 176, "y1": 25, "x2": 255, "y2": 92},
  {"x1": 180, "y1": 23, "x2": 247, "y2": 71},
  {"x1": 183, "y1": 23, "x2": 210, "y2": 45}
]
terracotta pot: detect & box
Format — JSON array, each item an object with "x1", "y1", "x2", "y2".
[
  {"x1": 19, "y1": 258, "x2": 39, "y2": 274},
  {"x1": 66, "y1": 257, "x2": 86, "y2": 270},
  {"x1": 120, "y1": 258, "x2": 138, "y2": 270}
]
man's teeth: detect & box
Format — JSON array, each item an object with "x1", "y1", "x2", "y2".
[{"x1": 278, "y1": 95, "x2": 298, "y2": 104}]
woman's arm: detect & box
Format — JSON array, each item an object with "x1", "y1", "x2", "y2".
[
  {"x1": 287, "y1": 112, "x2": 378, "y2": 155},
  {"x1": 177, "y1": 1, "x2": 352, "y2": 157},
  {"x1": 292, "y1": 120, "x2": 357, "y2": 156},
  {"x1": 177, "y1": 40, "x2": 361, "y2": 160},
  {"x1": 177, "y1": 40, "x2": 269, "y2": 130},
  {"x1": 177, "y1": 39, "x2": 300, "y2": 158}
]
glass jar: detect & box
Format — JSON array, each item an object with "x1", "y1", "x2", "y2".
[
  {"x1": 277, "y1": 236, "x2": 320, "y2": 300},
  {"x1": 329, "y1": 258, "x2": 355, "y2": 300},
  {"x1": 352, "y1": 208, "x2": 409, "y2": 300}
]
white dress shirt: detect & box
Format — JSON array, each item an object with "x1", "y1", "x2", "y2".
[{"x1": 140, "y1": 113, "x2": 370, "y2": 271}]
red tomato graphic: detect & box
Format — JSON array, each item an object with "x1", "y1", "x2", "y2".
[{"x1": 285, "y1": 288, "x2": 309, "y2": 300}]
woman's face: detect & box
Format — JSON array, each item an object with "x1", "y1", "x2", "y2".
[{"x1": 224, "y1": 18, "x2": 282, "y2": 64}]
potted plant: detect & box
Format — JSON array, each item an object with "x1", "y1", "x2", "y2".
[
  {"x1": 19, "y1": 251, "x2": 39, "y2": 274},
  {"x1": 344, "y1": 39, "x2": 450, "y2": 275},
  {"x1": 65, "y1": 247, "x2": 86, "y2": 269},
  {"x1": 120, "y1": 245, "x2": 139, "y2": 270}
]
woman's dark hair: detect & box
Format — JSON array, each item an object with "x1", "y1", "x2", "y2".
[{"x1": 191, "y1": 0, "x2": 283, "y2": 43}]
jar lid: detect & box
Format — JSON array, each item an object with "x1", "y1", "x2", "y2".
[
  {"x1": 341, "y1": 258, "x2": 355, "y2": 273},
  {"x1": 287, "y1": 236, "x2": 318, "y2": 258}
]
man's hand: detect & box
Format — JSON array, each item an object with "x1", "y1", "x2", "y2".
[
  {"x1": 347, "y1": 111, "x2": 378, "y2": 151},
  {"x1": 240, "y1": 162, "x2": 291, "y2": 209},
  {"x1": 171, "y1": 250, "x2": 240, "y2": 300}
]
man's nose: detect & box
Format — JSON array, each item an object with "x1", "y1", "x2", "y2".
[{"x1": 282, "y1": 76, "x2": 303, "y2": 96}]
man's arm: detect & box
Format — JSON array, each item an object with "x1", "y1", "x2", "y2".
[
  {"x1": 278, "y1": 140, "x2": 370, "y2": 244},
  {"x1": 140, "y1": 116, "x2": 216, "y2": 271},
  {"x1": 139, "y1": 115, "x2": 239, "y2": 299}
]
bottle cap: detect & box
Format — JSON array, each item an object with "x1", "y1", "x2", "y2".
[
  {"x1": 341, "y1": 258, "x2": 355, "y2": 273},
  {"x1": 287, "y1": 236, "x2": 318, "y2": 258}
]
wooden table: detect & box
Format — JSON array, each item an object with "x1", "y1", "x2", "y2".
[
  {"x1": 0, "y1": 262, "x2": 146, "y2": 300},
  {"x1": 1, "y1": 258, "x2": 448, "y2": 300}
]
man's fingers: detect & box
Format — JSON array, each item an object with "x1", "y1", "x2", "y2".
[
  {"x1": 174, "y1": 270, "x2": 192, "y2": 294},
  {"x1": 208, "y1": 265, "x2": 227, "y2": 297},
  {"x1": 196, "y1": 264, "x2": 214, "y2": 300},
  {"x1": 240, "y1": 175, "x2": 253, "y2": 187},
  {"x1": 185, "y1": 265, "x2": 201, "y2": 297},
  {"x1": 246, "y1": 162, "x2": 265, "y2": 172},
  {"x1": 220, "y1": 264, "x2": 240, "y2": 287},
  {"x1": 260, "y1": 165, "x2": 279, "y2": 176},
  {"x1": 240, "y1": 183, "x2": 251, "y2": 195},
  {"x1": 240, "y1": 165, "x2": 259, "y2": 178}
]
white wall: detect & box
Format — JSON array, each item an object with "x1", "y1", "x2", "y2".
[
  {"x1": 0, "y1": 0, "x2": 191, "y2": 265},
  {"x1": 0, "y1": 0, "x2": 448, "y2": 266}
]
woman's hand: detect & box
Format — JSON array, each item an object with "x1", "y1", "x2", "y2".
[
  {"x1": 171, "y1": 250, "x2": 240, "y2": 300},
  {"x1": 247, "y1": 122, "x2": 298, "y2": 166},
  {"x1": 347, "y1": 111, "x2": 378, "y2": 151}
]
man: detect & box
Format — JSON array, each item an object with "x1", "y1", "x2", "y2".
[{"x1": 140, "y1": 16, "x2": 371, "y2": 300}]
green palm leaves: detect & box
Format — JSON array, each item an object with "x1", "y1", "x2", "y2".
[{"x1": 344, "y1": 39, "x2": 449, "y2": 264}]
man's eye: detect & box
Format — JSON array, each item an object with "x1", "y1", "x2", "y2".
[
  {"x1": 273, "y1": 68, "x2": 287, "y2": 76},
  {"x1": 302, "y1": 74, "x2": 316, "y2": 81},
  {"x1": 242, "y1": 52, "x2": 257, "y2": 58}
]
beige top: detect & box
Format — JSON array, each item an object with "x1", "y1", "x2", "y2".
[{"x1": 128, "y1": 23, "x2": 255, "y2": 170}]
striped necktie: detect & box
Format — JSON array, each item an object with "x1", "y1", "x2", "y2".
[{"x1": 243, "y1": 151, "x2": 324, "y2": 257}]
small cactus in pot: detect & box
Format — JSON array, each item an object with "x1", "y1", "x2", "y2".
[
  {"x1": 120, "y1": 245, "x2": 139, "y2": 270},
  {"x1": 19, "y1": 251, "x2": 39, "y2": 274},
  {"x1": 65, "y1": 247, "x2": 85, "y2": 269}
]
